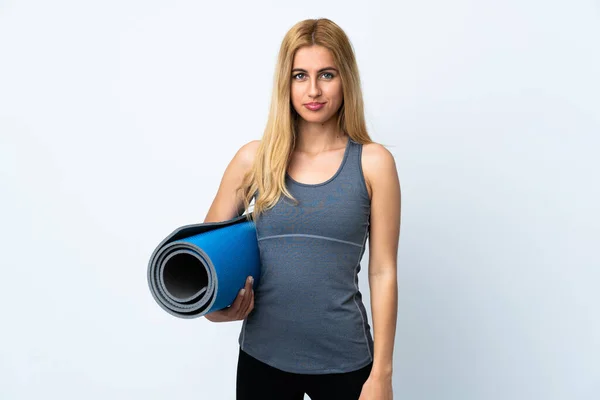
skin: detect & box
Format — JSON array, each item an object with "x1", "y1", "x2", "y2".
[{"x1": 203, "y1": 45, "x2": 400, "y2": 400}]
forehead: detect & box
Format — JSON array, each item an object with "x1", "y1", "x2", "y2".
[{"x1": 292, "y1": 45, "x2": 336, "y2": 69}]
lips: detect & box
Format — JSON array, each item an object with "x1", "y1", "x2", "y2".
[{"x1": 304, "y1": 102, "x2": 325, "y2": 111}]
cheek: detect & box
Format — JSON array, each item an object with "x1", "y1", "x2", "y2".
[
  {"x1": 290, "y1": 85, "x2": 302, "y2": 104},
  {"x1": 327, "y1": 82, "x2": 342, "y2": 98}
]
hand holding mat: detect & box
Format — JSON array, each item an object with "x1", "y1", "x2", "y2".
[
  {"x1": 204, "y1": 275, "x2": 255, "y2": 322},
  {"x1": 147, "y1": 213, "x2": 261, "y2": 319}
]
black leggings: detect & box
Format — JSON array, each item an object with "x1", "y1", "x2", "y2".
[{"x1": 236, "y1": 347, "x2": 373, "y2": 400}]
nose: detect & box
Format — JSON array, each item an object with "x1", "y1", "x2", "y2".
[{"x1": 308, "y1": 78, "x2": 321, "y2": 99}]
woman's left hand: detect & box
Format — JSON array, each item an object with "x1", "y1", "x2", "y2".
[{"x1": 358, "y1": 375, "x2": 393, "y2": 400}]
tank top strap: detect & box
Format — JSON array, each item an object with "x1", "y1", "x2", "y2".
[
  {"x1": 335, "y1": 138, "x2": 370, "y2": 201},
  {"x1": 336, "y1": 138, "x2": 361, "y2": 179}
]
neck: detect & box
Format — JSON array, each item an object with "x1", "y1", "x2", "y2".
[{"x1": 295, "y1": 115, "x2": 346, "y2": 154}]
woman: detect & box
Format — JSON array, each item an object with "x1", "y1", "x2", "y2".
[{"x1": 203, "y1": 18, "x2": 400, "y2": 400}]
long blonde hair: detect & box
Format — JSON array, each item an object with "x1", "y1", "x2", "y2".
[{"x1": 238, "y1": 18, "x2": 373, "y2": 221}]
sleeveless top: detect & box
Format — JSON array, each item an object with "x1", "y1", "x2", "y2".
[{"x1": 237, "y1": 137, "x2": 374, "y2": 374}]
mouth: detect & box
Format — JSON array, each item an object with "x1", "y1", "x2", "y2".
[{"x1": 304, "y1": 102, "x2": 326, "y2": 111}]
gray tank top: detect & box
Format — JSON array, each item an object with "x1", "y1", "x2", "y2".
[{"x1": 238, "y1": 137, "x2": 374, "y2": 374}]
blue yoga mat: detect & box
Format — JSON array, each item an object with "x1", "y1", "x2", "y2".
[{"x1": 147, "y1": 213, "x2": 261, "y2": 319}]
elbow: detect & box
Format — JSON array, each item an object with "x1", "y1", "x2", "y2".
[{"x1": 368, "y1": 263, "x2": 397, "y2": 279}]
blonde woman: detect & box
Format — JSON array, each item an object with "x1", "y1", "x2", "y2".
[{"x1": 203, "y1": 18, "x2": 400, "y2": 400}]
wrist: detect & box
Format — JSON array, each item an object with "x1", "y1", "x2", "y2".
[{"x1": 370, "y1": 364, "x2": 393, "y2": 380}]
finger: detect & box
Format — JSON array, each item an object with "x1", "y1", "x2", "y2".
[
  {"x1": 228, "y1": 287, "x2": 247, "y2": 316},
  {"x1": 241, "y1": 287, "x2": 254, "y2": 317},
  {"x1": 245, "y1": 290, "x2": 255, "y2": 317},
  {"x1": 246, "y1": 277, "x2": 255, "y2": 315},
  {"x1": 236, "y1": 292, "x2": 251, "y2": 320},
  {"x1": 245, "y1": 276, "x2": 254, "y2": 291},
  {"x1": 237, "y1": 277, "x2": 253, "y2": 318}
]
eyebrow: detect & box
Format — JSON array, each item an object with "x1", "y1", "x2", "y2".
[{"x1": 291, "y1": 67, "x2": 338, "y2": 73}]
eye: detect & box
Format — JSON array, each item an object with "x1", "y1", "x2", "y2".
[{"x1": 292, "y1": 72, "x2": 335, "y2": 80}]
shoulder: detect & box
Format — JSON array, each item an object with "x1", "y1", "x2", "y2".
[
  {"x1": 360, "y1": 142, "x2": 399, "y2": 198},
  {"x1": 218, "y1": 139, "x2": 260, "y2": 185},
  {"x1": 232, "y1": 139, "x2": 261, "y2": 172},
  {"x1": 361, "y1": 142, "x2": 395, "y2": 166}
]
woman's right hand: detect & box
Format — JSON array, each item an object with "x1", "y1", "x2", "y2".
[{"x1": 204, "y1": 276, "x2": 255, "y2": 322}]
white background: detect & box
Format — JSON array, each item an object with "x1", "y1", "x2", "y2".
[{"x1": 1, "y1": 1, "x2": 599, "y2": 399}]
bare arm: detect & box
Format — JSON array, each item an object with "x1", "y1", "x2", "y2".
[
  {"x1": 203, "y1": 140, "x2": 260, "y2": 322},
  {"x1": 362, "y1": 143, "x2": 401, "y2": 380},
  {"x1": 204, "y1": 140, "x2": 260, "y2": 223}
]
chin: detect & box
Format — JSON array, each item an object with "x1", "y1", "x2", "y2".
[
  {"x1": 299, "y1": 113, "x2": 334, "y2": 123},
  {"x1": 301, "y1": 115, "x2": 326, "y2": 121}
]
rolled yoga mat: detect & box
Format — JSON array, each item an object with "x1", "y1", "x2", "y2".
[{"x1": 147, "y1": 213, "x2": 261, "y2": 319}]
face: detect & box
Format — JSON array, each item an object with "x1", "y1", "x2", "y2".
[{"x1": 290, "y1": 45, "x2": 343, "y2": 124}]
